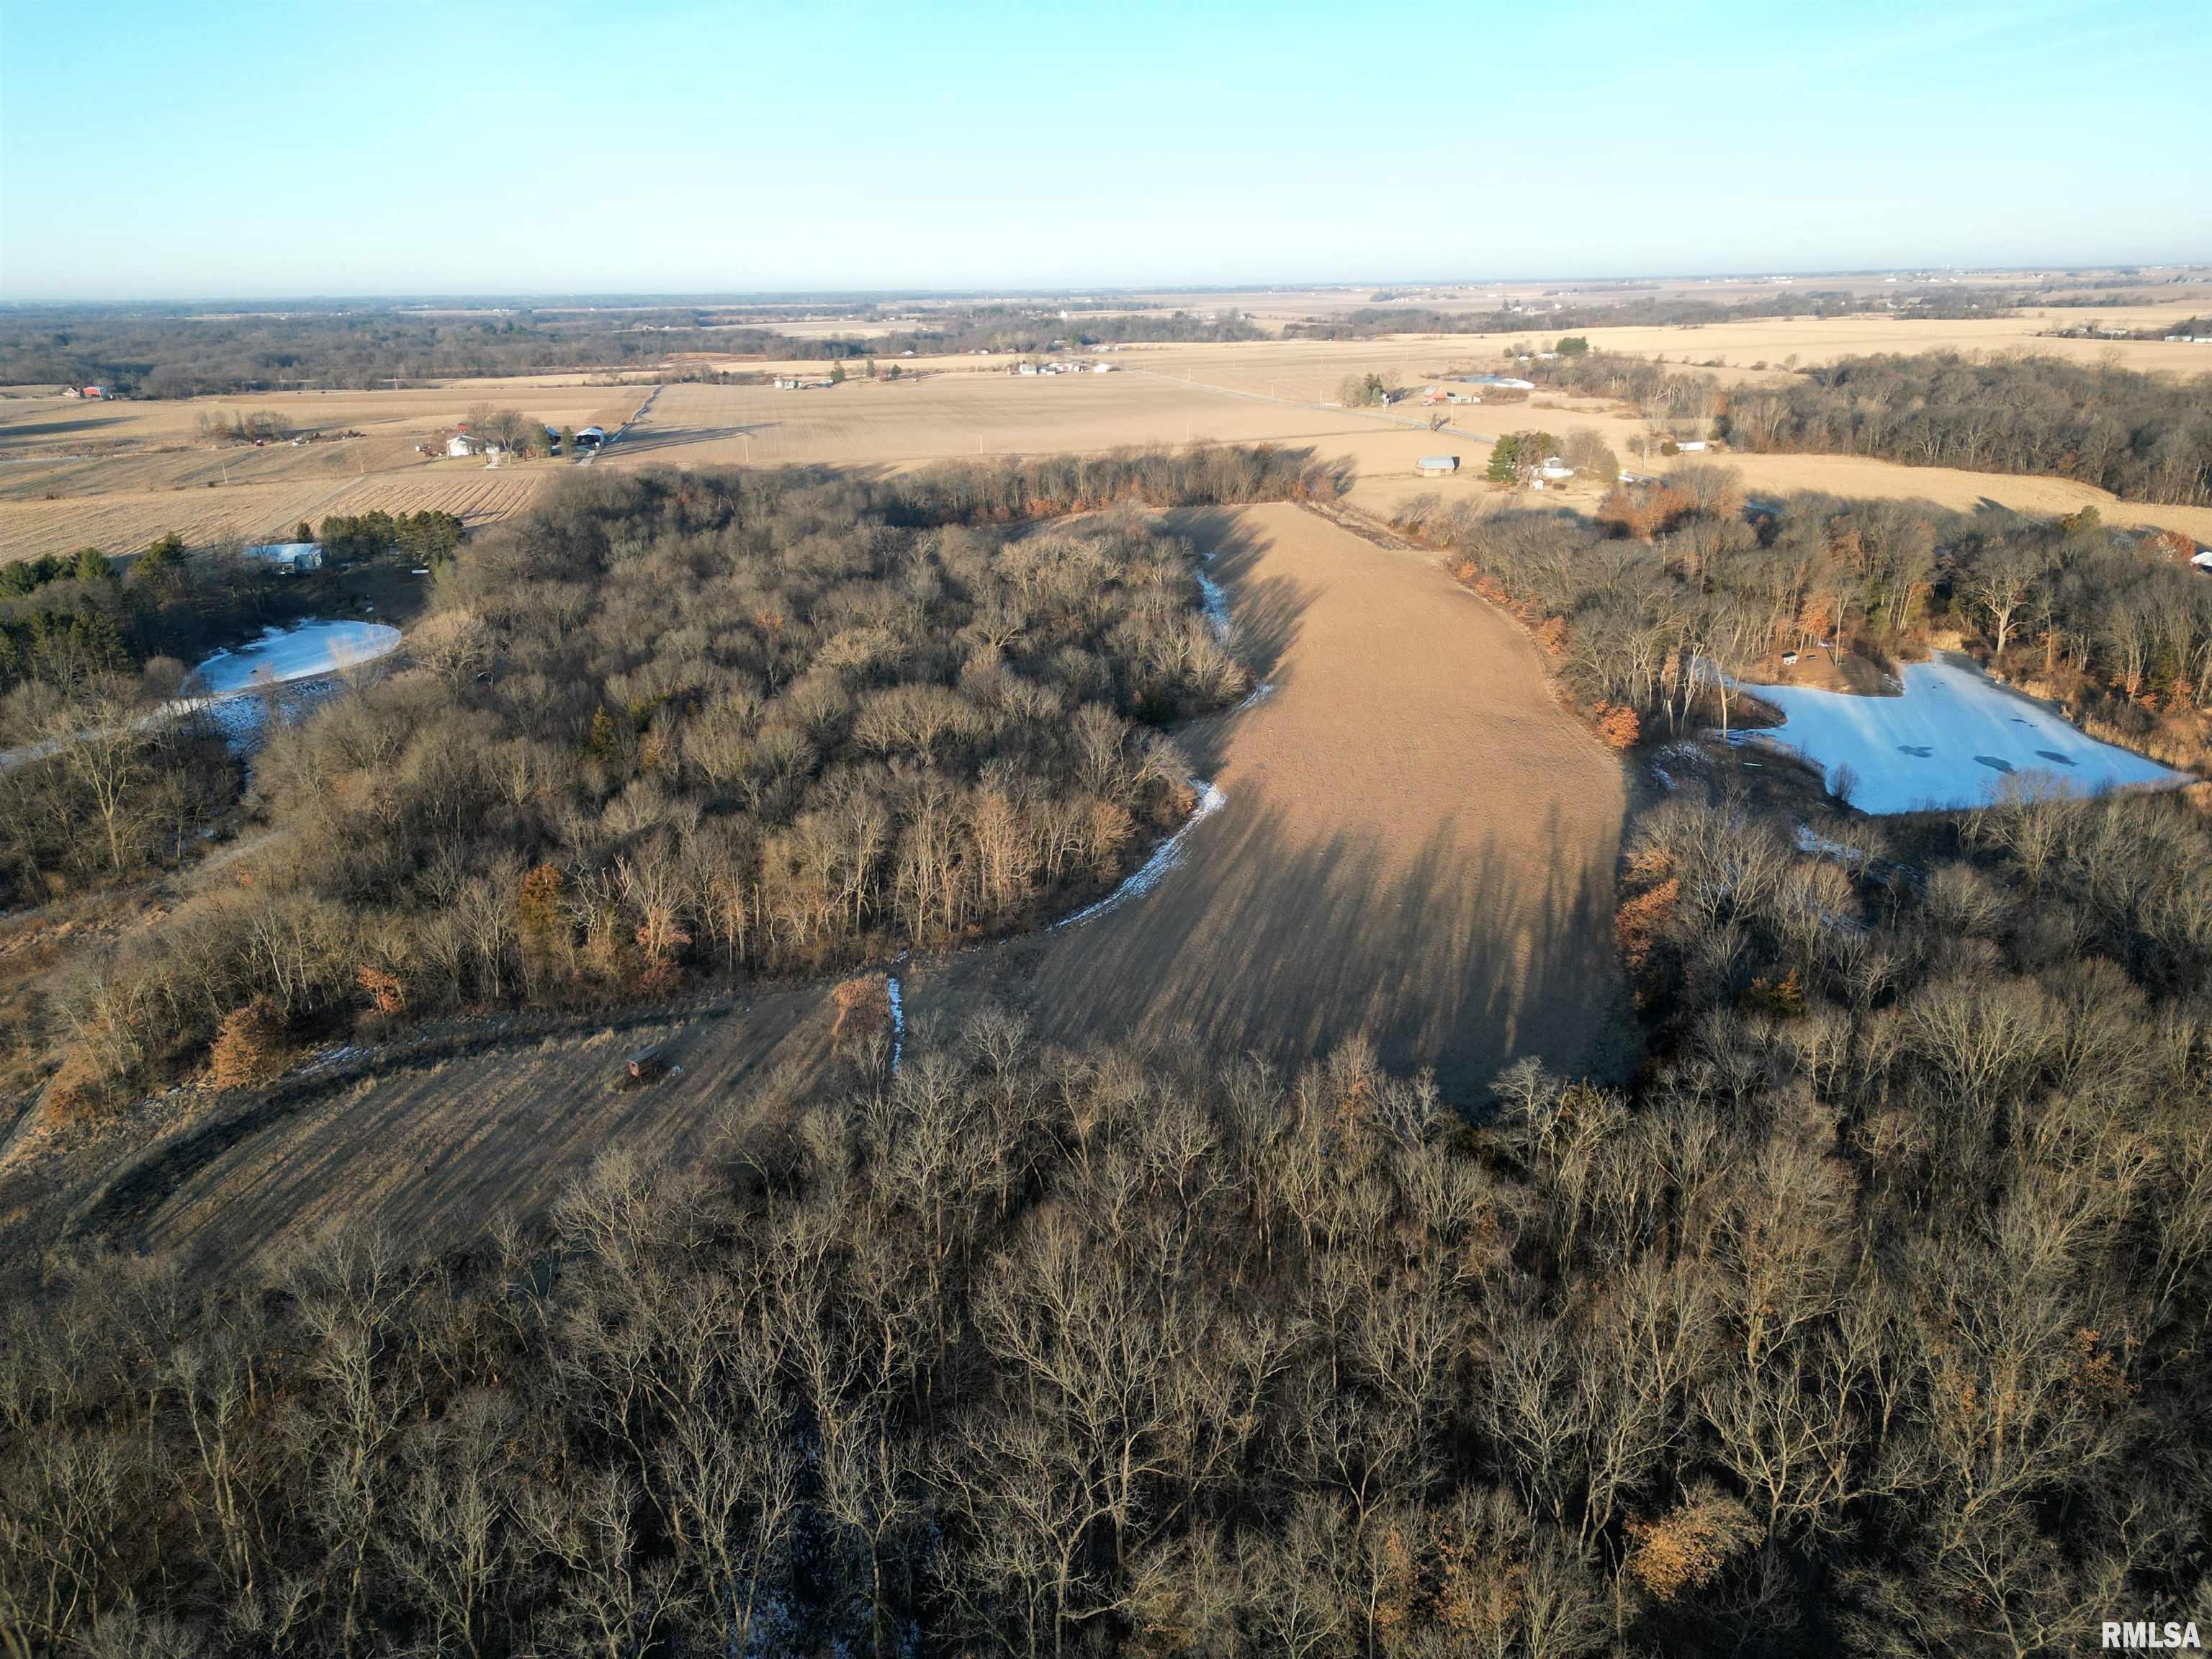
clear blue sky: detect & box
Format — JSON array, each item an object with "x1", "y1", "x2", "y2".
[{"x1": 2, "y1": 0, "x2": 2206, "y2": 300}]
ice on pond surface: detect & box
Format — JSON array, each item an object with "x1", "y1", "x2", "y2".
[
  {"x1": 193, "y1": 620, "x2": 401, "y2": 696},
  {"x1": 1738, "y1": 654, "x2": 2189, "y2": 814}
]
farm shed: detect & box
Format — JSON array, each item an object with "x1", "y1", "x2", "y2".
[
  {"x1": 1416, "y1": 455, "x2": 1460, "y2": 477},
  {"x1": 243, "y1": 541, "x2": 325, "y2": 572},
  {"x1": 445, "y1": 433, "x2": 475, "y2": 458}
]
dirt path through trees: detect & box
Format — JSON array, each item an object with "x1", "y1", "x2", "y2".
[{"x1": 906, "y1": 503, "x2": 1633, "y2": 1096}]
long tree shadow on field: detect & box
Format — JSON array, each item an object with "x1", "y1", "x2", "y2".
[
  {"x1": 945, "y1": 791, "x2": 1630, "y2": 1107},
  {"x1": 0, "y1": 414, "x2": 131, "y2": 445},
  {"x1": 602, "y1": 421, "x2": 778, "y2": 459},
  {"x1": 1163, "y1": 505, "x2": 1308, "y2": 685}
]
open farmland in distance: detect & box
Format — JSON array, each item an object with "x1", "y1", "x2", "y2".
[
  {"x1": 602, "y1": 344, "x2": 2212, "y2": 544},
  {"x1": 9, "y1": 289, "x2": 2211, "y2": 564},
  {"x1": 606, "y1": 370, "x2": 1374, "y2": 467},
  {"x1": 0, "y1": 381, "x2": 640, "y2": 561}
]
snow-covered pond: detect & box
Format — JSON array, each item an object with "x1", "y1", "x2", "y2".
[
  {"x1": 189, "y1": 619, "x2": 403, "y2": 755},
  {"x1": 0, "y1": 619, "x2": 404, "y2": 772},
  {"x1": 1739, "y1": 653, "x2": 2190, "y2": 814},
  {"x1": 192, "y1": 619, "x2": 401, "y2": 696}
]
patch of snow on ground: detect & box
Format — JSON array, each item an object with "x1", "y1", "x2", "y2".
[
  {"x1": 1739, "y1": 654, "x2": 2188, "y2": 814},
  {"x1": 1197, "y1": 570, "x2": 1233, "y2": 643},
  {"x1": 1053, "y1": 779, "x2": 1226, "y2": 932},
  {"x1": 1795, "y1": 824, "x2": 1867, "y2": 865},
  {"x1": 194, "y1": 620, "x2": 401, "y2": 696},
  {"x1": 1235, "y1": 680, "x2": 1274, "y2": 711},
  {"x1": 885, "y1": 976, "x2": 904, "y2": 1076}
]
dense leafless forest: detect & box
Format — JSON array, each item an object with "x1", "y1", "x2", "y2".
[
  {"x1": 6, "y1": 768, "x2": 2209, "y2": 1655},
  {"x1": 0, "y1": 304, "x2": 1263, "y2": 395},
  {"x1": 1527, "y1": 351, "x2": 2212, "y2": 505},
  {"x1": 1397, "y1": 467, "x2": 2212, "y2": 768},
  {"x1": 19, "y1": 448, "x2": 1336, "y2": 1114}
]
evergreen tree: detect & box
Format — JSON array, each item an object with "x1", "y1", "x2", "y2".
[
  {"x1": 133, "y1": 533, "x2": 186, "y2": 597},
  {"x1": 71, "y1": 546, "x2": 112, "y2": 584},
  {"x1": 1486, "y1": 433, "x2": 1521, "y2": 482}
]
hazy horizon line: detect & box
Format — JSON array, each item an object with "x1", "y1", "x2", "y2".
[{"x1": 4, "y1": 258, "x2": 2207, "y2": 311}]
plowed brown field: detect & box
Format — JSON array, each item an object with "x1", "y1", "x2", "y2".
[
  {"x1": 904, "y1": 503, "x2": 1632, "y2": 1097},
  {"x1": 130, "y1": 989, "x2": 831, "y2": 1271}
]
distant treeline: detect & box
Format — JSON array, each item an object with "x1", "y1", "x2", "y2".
[
  {"x1": 1284, "y1": 288, "x2": 2009, "y2": 341},
  {"x1": 0, "y1": 304, "x2": 1264, "y2": 395},
  {"x1": 1526, "y1": 350, "x2": 2212, "y2": 505},
  {"x1": 726, "y1": 305, "x2": 1269, "y2": 361},
  {"x1": 27, "y1": 447, "x2": 1338, "y2": 1109}
]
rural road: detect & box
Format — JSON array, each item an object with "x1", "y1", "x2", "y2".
[{"x1": 905, "y1": 502, "x2": 1633, "y2": 1098}]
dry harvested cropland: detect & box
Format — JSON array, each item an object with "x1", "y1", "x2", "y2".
[
  {"x1": 904, "y1": 503, "x2": 1630, "y2": 1097},
  {"x1": 10, "y1": 290, "x2": 2212, "y2": 562},
  {"x1": 0, "y1": 382, "x2": 639, "y2": 561},
  {"x1": 126, "y1": 990, "x2": 830, "y2": 1269}
]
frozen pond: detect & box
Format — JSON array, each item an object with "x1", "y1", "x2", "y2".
[
  {"x1": 1, "y1": 619, "x2": 403, "y2": 771},
  {"x1": 1740, "y1": 653, "x2": 2190, "y2": 814},
  {"x1": 193, "y1": 619, "x2": 401, "y2": 696}
]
